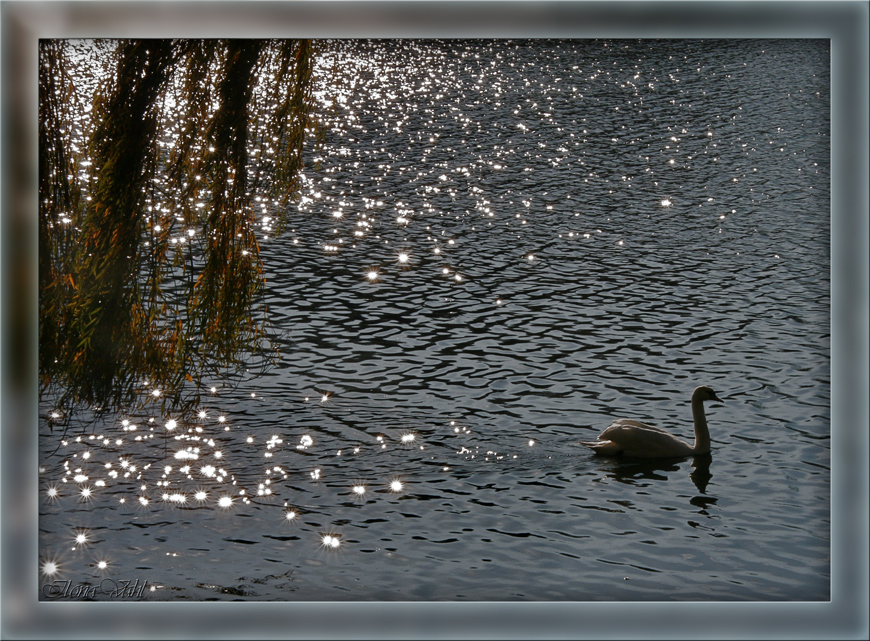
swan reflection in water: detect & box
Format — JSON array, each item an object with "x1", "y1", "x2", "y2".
[
  {"x1": 599, "y1": 453, "x2": 714, "y2": 494},
  {"x1": 688, "y1": 453, "x2": 713, "y2": 494}
]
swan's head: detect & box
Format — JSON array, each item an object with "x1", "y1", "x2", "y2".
[{"x1": 693, "y1": 385, "x2": 723, "y2": 404}]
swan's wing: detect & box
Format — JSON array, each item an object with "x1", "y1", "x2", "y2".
[
  {"x1": 581, "y1": 418, "x2": 692, "y2": 457},
  {"x1": 601, "y1": 422, "x2": 692, "y2": 458}
]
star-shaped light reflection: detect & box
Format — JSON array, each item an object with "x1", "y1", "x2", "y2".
[
  {"x1": 41, "y1": 558, "x2": 61, "y2": 578},
  {"x1": 72, "y1": 529, "x2": 90, "y2": 548}
]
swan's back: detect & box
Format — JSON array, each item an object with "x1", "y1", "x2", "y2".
[{"x1": 604, "y1": 418, "x2": 672, "y2": 435}]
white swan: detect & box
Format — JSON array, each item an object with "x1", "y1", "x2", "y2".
[{"x1": 579, "y1": 385, "x2": 723, "y2": 459}]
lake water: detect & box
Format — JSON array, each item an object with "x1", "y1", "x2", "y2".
[{"x1": 39, "y1": 39, "x2": 830, "y2": 601}]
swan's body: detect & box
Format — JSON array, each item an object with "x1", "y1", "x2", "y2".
[{"x1": 580, "y1": 386, "x2": 723, "y2": 459}]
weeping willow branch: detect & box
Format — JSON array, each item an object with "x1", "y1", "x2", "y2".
[
  {"x1": 39, "y1": 40, "x2": 82, "y2": 391},
  {"x1": 38, "y1": 39, "x2": 320, "y2": 417},
  {"x1": 181, "y1": 41, "x2": 274, "y2": 386},
  {"x1": 67, "y1": 41, "x2": 179, "y2": 410}
]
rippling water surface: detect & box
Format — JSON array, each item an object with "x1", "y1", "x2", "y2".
[{"x1": 39, "y1": 39, "x2": 830, "y2": 601}]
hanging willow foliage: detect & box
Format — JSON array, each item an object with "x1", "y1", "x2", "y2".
[{"x1": 38, "y1": 39, "x2": 319, "y2": 416}]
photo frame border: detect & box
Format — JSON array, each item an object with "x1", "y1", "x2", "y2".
[{"x1": 2, "y1": 1, "x2": 867, "y2": 638}]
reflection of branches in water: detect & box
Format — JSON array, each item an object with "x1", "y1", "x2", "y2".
[{"x1": 38, "y1": 39, "x2": 319, "y2": 419}]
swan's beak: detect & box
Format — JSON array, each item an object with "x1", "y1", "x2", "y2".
[{"x1": 712, "y1": 393, "x2": 724, "y2": 404}]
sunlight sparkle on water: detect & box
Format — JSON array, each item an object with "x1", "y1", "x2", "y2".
[
  {"x1": 389, "y1": 479, "x2": 404, "y2": 492},
  {"x1": 321, "y1": 534, "x2": 341, "y2": 549},
  {"x1": 298, "y1": 434, "x2": 314, "y2": 449},
  {"x1": 41, "y1": 560, "x2": 60, "y2": 578},
  {"x1": 217, "y1": 496, "x2": 234, "y2": 508}
]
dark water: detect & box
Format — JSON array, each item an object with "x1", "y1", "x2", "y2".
[{"x1": 39, "y1": 39, "x2": 830, "y2": 601}]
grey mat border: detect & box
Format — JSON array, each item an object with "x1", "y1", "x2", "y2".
[{"x1": 2, "y1": 2, "x2": 867, "y2": 639}]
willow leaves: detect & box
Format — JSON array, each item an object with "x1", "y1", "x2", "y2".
[{"x1": 39, "y1": 39, "x2": 319, "y2": 415}]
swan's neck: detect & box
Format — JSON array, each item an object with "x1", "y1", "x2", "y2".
[{"x1": 691, "y1": 397, "x2": 711, "y2": 455}]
